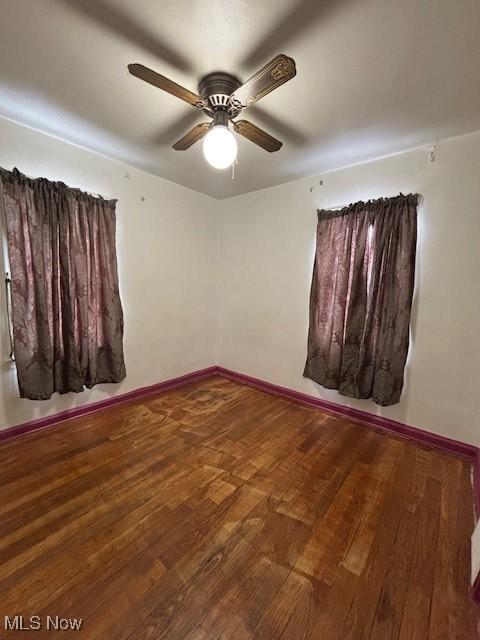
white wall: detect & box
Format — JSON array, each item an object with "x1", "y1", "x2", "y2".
[
  {"x1": 1, "y1": 117, "x2": 479, "y2": 447},
  {"x1": 218, "y1": 133, "x2": 480, "y2": 446},
  {"x1": 0, "y1": 117, "x2": 219, "y2": 431}
]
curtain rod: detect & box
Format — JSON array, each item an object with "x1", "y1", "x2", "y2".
[
  {"x1": 314, "y1": 193, "x2": 421, "y2": 214},
  {"x1": 34, "y1": 173, "x2": 104, "y2": 199},
  {"x1": 3, "y1": 167, "x2": 106, "y2": 200},
  {"x1": 319, "y1": 204, "x2": 348, "y2": 211},
  {"x1": 313, "y1": 203, "x2": 350, "y2": 213}
]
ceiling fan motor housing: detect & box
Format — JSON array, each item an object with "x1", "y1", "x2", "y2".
[{"x1": 198, "y1": 72, "x2": 242, "y2": 118}]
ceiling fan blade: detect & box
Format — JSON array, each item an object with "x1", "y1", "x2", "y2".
[
  {"x1": 230, "y1": 54, "x2": 296, "y2": 108},
  {"x1": 172, "y1": 123, "x2": 211, "y2": 150},
  {"x1": 233, "y1": 120, "x2": 282, "y2": 152},
  {"x1": 128, "y1": 63, "x2": 205, "y2": 108}
]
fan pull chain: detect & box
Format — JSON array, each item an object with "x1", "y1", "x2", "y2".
[{"x1": 231, "y1": 157, "x2": 238, "y2": 180}]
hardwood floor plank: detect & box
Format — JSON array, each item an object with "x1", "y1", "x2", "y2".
[
  {"x1": 428, "y1": 457, "x2": 478, "y2": 640},
  {"x1": 398, "y1": 475, "x2": 441, "y2": 640}
]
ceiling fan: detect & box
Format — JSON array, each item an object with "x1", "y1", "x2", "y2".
[{"x1": 128, "y1": 54, "x2": 296, "y2": 169}]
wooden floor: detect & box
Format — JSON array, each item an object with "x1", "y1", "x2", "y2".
[{"x1": 0, "y1": 376, "x2": 478, "y2": 639}]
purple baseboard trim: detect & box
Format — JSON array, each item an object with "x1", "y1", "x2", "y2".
[
  {"x1": 4, "y1": 363, "x2": 476, "y2": 463},
  {"x1": 2, "y1": 361, "x2": 478, "y2": 467},
  {"x1": 216, "y1": 366, "x2": 478, "y2": 461},
  {"x1": 0, "y1": 366, "x2": 218, "y2": 443}
]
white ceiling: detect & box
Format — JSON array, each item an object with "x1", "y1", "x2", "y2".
[{"x1": 1, "y1": 0, "x2": 480, "y2": 199}]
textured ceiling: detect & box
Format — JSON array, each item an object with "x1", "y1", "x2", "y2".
[{"x1": 1, "y1": 0, "x2": 480, "y2": 198}]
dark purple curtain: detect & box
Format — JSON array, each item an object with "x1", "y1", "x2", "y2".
[
  {"x1": 304, "y1": 193, "x2": 418, "y2": 406},
  {"x1": 1, "y1": 168, "x2": 126, "y2": 400}
]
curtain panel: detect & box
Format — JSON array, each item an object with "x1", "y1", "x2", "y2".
[
  {"x1": 0, "y1": 167, "x2": 126, "y2": 400},
  {"x1": 304, "y1": 193, "x2": 418, "y2": 406}
]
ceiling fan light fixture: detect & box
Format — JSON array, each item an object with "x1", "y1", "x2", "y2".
[
  {"x1": 128, "y1": 55, "x2": 296, "y2": 161},
  {"x1": 202, "y1": 125, "x2": 238, "y2": 170}
]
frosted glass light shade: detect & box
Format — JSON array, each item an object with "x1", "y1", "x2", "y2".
[{"x1": 202, "y1": 125, "x2": 238, "y2": 169}]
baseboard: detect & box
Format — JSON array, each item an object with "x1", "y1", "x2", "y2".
[
  {"x1": 0, "y1": 366, "x2": 218, "y2": 443},
  {"x1": 216, "y1": 366, "x2": 478, "y2": 460},
  {"x1": 3, "y1": 363, "x2": 477, "y2": 460}
]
